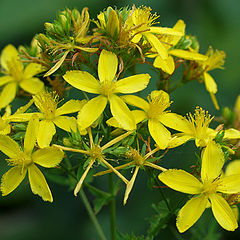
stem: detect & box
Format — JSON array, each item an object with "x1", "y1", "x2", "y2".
[
  {"x1": 109, "y1": 173, "x2": 116, "y2": 240},
  {"x1": 53, "y1": 144, "x2": 88, "y2": 154},
  {"x1": 79, "y1": 190, "x2": 107, "y2": 240}
]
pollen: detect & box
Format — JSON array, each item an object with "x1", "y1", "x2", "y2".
[
  {"x1": 8, "y1": 152, "x2": 32, "y2": 168},
  {"x1": 33, "y1": 91, "x2": 59, "y2": 120},
  {"x1": 99, "y1": 80, "x2": 116, "y2": 97},
  {"x1": 147, "y1": 90, "x2": 171, "y2": 119},
  {"x1": 187, "y1": 107, "x2": 213, "y2": 140},
  {"x1": 202, "y1": 179, "x2": 220, "y2": 195}
]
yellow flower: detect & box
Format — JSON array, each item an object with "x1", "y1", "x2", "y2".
[
  {"x1": 0, "y1": 115, "x2": 64, "y2": 202},
  {"x1": 54, "y1": 128, "x2": 133, "y2": 196},
  {"x1": 108, "y1": 90, "x2": 183, "y2": 149},
  {"x1": 16, "y1": 91, "x2": 87, "y2": 148},
  {"x1": 63, "y1": 50, "x2": 150, "y2": 131},
  {"x1": 158, "y1": 141, "x2": 240, "y2": 232},
  {"x1": 162, "y1": 107, "x2": 240, "y2": 148},
  {"x1": 95, "y1": 147, "x2": 166, "y2": 205},
  {"x1": 152, "y1": 20, "x2": 207, "y2": 74},
  {"x1": 199, "y1": 46, "x2": 226, "y2": 110},
  {"x1": 126, "y1": 6, "x2": 184, "y2": 60},
  {"x1": 0, "y1": 106, "x2": 11, "y2": 135},
  {"x1": 0, "y1": 45, "x2": 45, "y2": 109}
]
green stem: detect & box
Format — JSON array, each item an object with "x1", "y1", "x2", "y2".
[
  {"x1": 109, "y1": 173, "x2": 116, "y2": 240},
  {"x1": 80, "y1": 190, "x2": 107, "y2": 240}
]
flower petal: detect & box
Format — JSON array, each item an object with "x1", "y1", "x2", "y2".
[
  {"x1": 23, "y1": 63, "x2": 45, "y2": 79},
  {"x1": 158, "y1": 112, "x2": 192, "y2": 134},
  {"x1": 223, "y1": 128, "x2": 240, "y2": 140},
  {"x1": 20, "y1": 77, "x2": 44, "y2": 94},
  {"x1": 168, "y1": 134, "x2": 192, "y2": 148},
  {"x1": 55, "y1": 99, "x2": 87, "y2": 116},
  {"x1": 37, "y1": 120, "x2": 56, "y2": 148},
  {"x1": 1, "y1": 166, "x2": 27, "y2": 196},
  {"x1": 209, "y1": 193, "x2": 238, "y2": 231},
  {"x1": 24, "y1": 115, "x2": 39, "y2": 155},
  {"x1": 114, "y1": 74, "x2": 150, "y2": 93},
  {"x1": 225, "y1": 160, "x2": 240, "y2": 176},
  {"x1": 0, "y1": 75, "x2": 14, "y2": 87},
  {"x1": 169, "y1": 49, "x2": 208, "y2": 61},
  {"x1": 204, "y1": 72, "x2": 217, "y2": 94},
  {"x1": 109, "y1": 94, "x2": 136, "y2": 131},
  {"x1": 98, "y1": 50, "x2": 118, "y2": 83},
  {"x1": 0, "y1": 135, "x2": 21, "y2": 158},
  {"x1": 158, "y1": 169, "x2": 203, "y2": 194},
  {"x1": 150, "y1": 27, "x2": 184, "y2": 36},
  {"x1": 63, "y1": 70, "x2": 101, "y2": 94},
  {"x1": 148, "y1": 119, "x2": 171, "y2": 149},
  {"x1": 217, "y1": 174, "x2": 240, "y2": 194},
  {"x1": 201, "y1": 141, "x2": 225, "y2": 182},
  {"x1": 144, "y1": 33, "x2": 168, "y2": 59},
  {"x1": 0, "y1": 44, "x2": 21, "y2": 71},
  {"x1": 0, "y1": 82, "x2": 17, "y2": 109},
  {"x1": 153, "y1": 56, "x2": 175, "y2": 75},
  {"x1": 176, "y1": 194, "x2": 208, "y2": 233},
  {"x1": 53, "y1": 116, "x2": 77, "y2": 132},
  {"x1": 107, "y1": 110, "x2": 147, "y2": 128},
  {"x1": 32, "y1": 146, "x2": 64, "y2": 168},
  {"x1": 28, "y1": 164, "x2": 53, "y2": 202},
  {"x1": 121, "y1": 95, "x2": 149, "y2": 112},
  {"x1": 77, "y1": 96, "x2": 107, "y2": 129}
]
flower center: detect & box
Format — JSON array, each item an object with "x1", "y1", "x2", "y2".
[
  {"x1": 33, "y1": 91, "x2": 58, "y2": 120},
  {"x1": 147, "y1": 90, "x2": 171, "y2": 119},
  {"x1": 99, "y1": 81, "x2": 116, "y2": 98},
  {"x1": 126, "y1": 148, "x2": 145, "y2": 166},
  {"x1": 8, "y1": 151, "x2": 32, "y2": 167},
  {"x1": 88, "y1": 145, "x2": 103, "y2": 160},
  {"x1": 202, "y1": 179, "x2": 220, "y2": 195},
  {"x1": 7, "y1": 60, "x2": 23, "y2": 82},
  {"x1": 187, "y1": 107, "x2": 213, "y2": 146}
]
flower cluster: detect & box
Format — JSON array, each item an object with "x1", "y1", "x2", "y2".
[{"x1": 0, "y1": 5, "x2": 239, "y2": 236}]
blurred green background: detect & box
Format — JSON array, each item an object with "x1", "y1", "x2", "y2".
[{"x1": 0, "y1": 0, "x2": 240, "y2": 239}]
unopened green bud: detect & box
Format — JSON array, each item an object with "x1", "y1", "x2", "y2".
[{"x1": 63, "y1": 138, "x2": 73, "y2": 147}]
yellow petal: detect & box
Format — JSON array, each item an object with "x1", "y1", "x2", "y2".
[
  {"x1": 201, "y1": 141, "x2": 225, "y2": 182},
  {"x1": 74, "y1": 46, "x2": 98, "y2": 53},
  {"x1": 98, "y1": 49, "x2": 118, "y2": 83},
  {"x1": 148, "y1": 119, "x2": 171, "y2": 149},
  {"x1": 169, "y1": 49, "x2": 208, "y2": 61},
  {"x1": 23, "y1": 63, "x2": 45, "y2": 79},
  {"x1": 77, "y1": 96, "x2": 107, "y2": 129},
  {"x1": 124, "y1": 166, "x2": 139, "y2": 205},
  {"x1": 53, "y1": 116, "x2": 77, "y2": 132},
  {"x1": 158, "y1": 169, "x2": 203, "y2": 194},
  {"x1": 209, "y1": 193, "x2": 238, "y2": 231},
  {"x1": 1, "y1": 166, "x2": 27, "y2": 196},
  {"x1": 225, "y1": 160, "x2": 240, "y2": 176},
  {"x1": 168, "y1": 134, "x2": 192, "y2": 148},
  {"x1": 114, "y1": 74, "x2": 150, "y2": 93},
  {"x1": 0, "y1": 75, "x2": 14, "y2": 87},
  {"x1": 44, "y1": 50, "x2": 69, "y2": 77},
  {"x1": 0, "y1": 123, "x2": 11, "y2": 135},
  {"x1": 158, "y1": 112, "x2": 192, "y2": 134},
  {"x1": 109, "y1": 94, "x2": 136, "y2": 131},
  {"x1": 217, "y1": 174, "x2": 240, "y2": 194},
  {"x1": 63, "y1": 70, "x2": 101, "y2": 94},
  {"x1": 55, "y1": 99, "x2": 87, "y2": 116},
  {"x1": 210, "y1": 92, "x2": 220, "y2": 110},
  {"x1": 153, "y1": 56, "x2": 175, "y2": 75},
  {"x1": 0, "y1": 82, "x2": 17, "y2": 109},
  {"x1": 5, "y1": 113, "x2": 39, "y2": 122},
  {"x1": 176, "y1": 194, "x2": 208, "y2": 233},
  {"x1": 150, "y1": 27, "x2": 184, "y2": 36},
  {"x1": 28, "y1": 164, "x2": 53, "y2": 202},
  {"x1": 171, "y1": 19, "x2": 186, "y2": 46},
  {"x1": 32, "y1": 146, "x2": 64, "y2": 168},
  {"x1": 24, "y1": 115, "x2": 39, "y2": 155},
  {"x1": 204, "y1": 72, "x2": 217, "y2": 94},
  {"x1": 20, "y1": 78, "x2": 44, "y2": 96},
  {"x1": 223, "y1": 128, "x2": 240, "y2": 140},
  {"x1": 144, "y1": 33, "x2": 168, "y2": 59},
  {"x1": 0, "y1": 135, "x2": 21, "y2": 158},
  {"x1": 121, "y1": 95, "x2": 149, "y2": 112},
  {"x1": 0, "y1": 44, "x2": 21, "y2": 72},
  {"x1": 37, "y1": 120, "x2": 56, "y2": 148}
]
